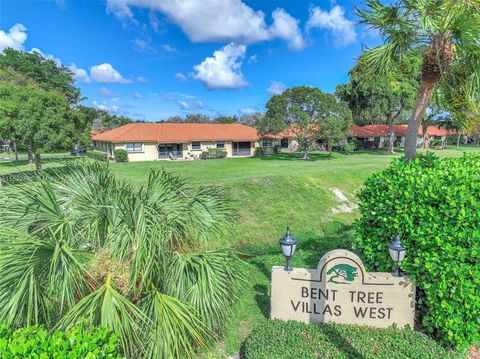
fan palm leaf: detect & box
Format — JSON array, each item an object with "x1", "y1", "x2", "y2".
[
  {"x1": 142, "y1": 284, "x2": 212, "y2": 358},
  {"x1": 165, "y1": 250, "x2": 245, "y2": 332},
  {"x1": 56, "y1": 275, "x2": 149, "y2": 358}
]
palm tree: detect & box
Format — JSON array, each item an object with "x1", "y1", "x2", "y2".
[
  {"x1": 0, "y1": 162, "x2": 244, "y2": 358},
  {"x1": 357, "y1": 0, "x2": 480, "y2": 159}
]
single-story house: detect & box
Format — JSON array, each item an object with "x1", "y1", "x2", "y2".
[
  {"x1": 350, "y1": 124, "x2": 457, "y2": 150},
  {"x1": 92, "y1": 123, "x2": 260, "y2": 161}
]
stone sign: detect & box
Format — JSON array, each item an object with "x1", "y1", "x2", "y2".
[{"x1": 271, "y1": 249, "x2": 415, "y2": 328}]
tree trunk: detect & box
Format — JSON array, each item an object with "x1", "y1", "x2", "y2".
[
  {"x1": 34, "y1": 152, "x2": 41, "y2": 171},
  {"x1": 303, "y1": 147, "x2": 309, "y2": 160},
  {"x1": 405, "y1": 80, "x2": 437, "y2": 160},
  {"x1": 388, "y1": 116, "x2": 395, "y2": 154},
  {"x1": 457, "y1": 132, "x2": 461, "y2": 148},
  {"x1": 27, "y1": 144, "x2": 34, "y2": 164},
  {"x1": 422, "y1": 122, "x2": 429, "y2": 150},
  {"x1": 14, "y1": 142, "x2": 18, "y2": 163}
]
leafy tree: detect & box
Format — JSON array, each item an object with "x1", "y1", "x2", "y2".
[
  {"x1": 0, "y1": 82, "x2": 70, "y2": 170},
  {"x1": 84, "y1": 107, "x2": 131, "y2": 131},
  {"x1": 258, "y1": 86, "x2": 351, "y2": 159},
  {"x1": 214, "y1": 116, "x2": 237, "y2": 124},
  {"x1": 238, "y1": 112, "x2": 263, "y2": 127},
  {"x1": 337, "y1": 55, "x2": 418, "y2": 153},
  {"x1": 0, "y1": 163, "x2": 244, "y2": 358},
  {"x1": 322, "y1": 112, "x2": 352, "y2": 155},
  {"x1": 185, "y1": 113, "x2": 210, "y2": 123},
  {"x1": 165, "y1": 115, "x2": 185, "y2": 123},
  {"x1": 358, "y1": 0, "x2": 480, "y2": 159},
  {"x1": 0, "y1": 48, "x2": 81, "y2": 104}
]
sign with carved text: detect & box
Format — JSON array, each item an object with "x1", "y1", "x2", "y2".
[{"x1": 271, "y1": 249, "x2": 415, "y2": 328}]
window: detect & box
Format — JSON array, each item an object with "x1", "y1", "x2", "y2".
[
  {"x1": 216, "y1": 141, "x2": 225, "y2": 149},
  {"x1": 262, "y1": 139, "x2": 273, "y2": 148},
  {"x1": 280, "y1": 138, "x2": 289, "y2": 148},
  {"x1": 125, "y1": 143, "x2": 143, "y2": 152},
  {"x1": 191, "y1": 141, "x2": 201, "y2": 150}
]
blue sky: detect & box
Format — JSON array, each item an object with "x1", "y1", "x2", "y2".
[{"x1": 0, "y1": 0, "x2": 380, "y2": 122}]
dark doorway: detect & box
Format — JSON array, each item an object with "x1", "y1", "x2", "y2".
[
  {"x1": 158, "y1": 144, "x2": 182, "y2": 159},
  {"x1": 233, "y1": 142, "x2": 251, "y2": 156}
]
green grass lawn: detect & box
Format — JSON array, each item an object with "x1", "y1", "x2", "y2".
[{"x1": 1, "y1": 145, "x2": 479, "y2": 357}]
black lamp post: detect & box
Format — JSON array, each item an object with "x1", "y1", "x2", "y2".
[
  {"x1": 279, "y1": 226, "x2": 297, "y2": 271},
  {"x1": 388, "y1": 235, "x2": 406, "y2": 277}
]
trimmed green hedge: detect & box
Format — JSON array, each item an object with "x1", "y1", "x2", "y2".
[
  {"x1": 87, "y1": 150, "x2": 108, "y2": 162},
  {"x1": 354, "y1": 153, "x2": 480, "y2": 348},
  {"x1": 0, "y1": 324, "x2": 122, "y2": 358},
  {"x1": 113, "y1": 149, "x2": 128, "y2": 162},
  {"x1": 243, "y1": 320, "x2": 465, "y2": 359}
]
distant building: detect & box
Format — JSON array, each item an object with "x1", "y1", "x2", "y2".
[
  {"x1": 350, "y1": 124, "x2": 457, "y2": 150},
  {"x1": 92, "y1": 123, "x2": 259, "y2": 161}
]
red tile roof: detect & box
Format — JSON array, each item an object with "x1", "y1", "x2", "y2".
[
  {"x1": 351, "y1": 124, "x2": 456, "y2": 138},
  {"x1": 92, "y1": 123, "x2": 259, "y2": 143}
]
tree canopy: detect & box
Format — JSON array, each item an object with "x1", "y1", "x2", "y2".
[
  {"x1": 357, "y1": 0, "x2": 480, "y2": 159},
  {"x1": 258, "y1": 86, "x2": 351, "y2": 159},
  {"x1": 0, "y1": 48, "x2": 81, "y2": 104}
]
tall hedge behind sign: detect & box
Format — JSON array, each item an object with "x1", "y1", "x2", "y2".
[{"x1": 354, "y1": 153, "x2": 480, "y2": 348}]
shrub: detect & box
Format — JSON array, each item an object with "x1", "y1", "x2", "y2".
[
  {"x1": 344, "y1": 141, "x2": 356, "y2": 155},
  {"x1": 113, "y1": 149, "x2": 128, "y2": 162},
  {"x1": 254, "y1": 147, "x2": 265, "y2": 157},
  {"x1": 243, "y1": 320, "x2": 465, "y2": 359},
  {"x1": 273, "y1": 144, "x2": 281, "y2": 154},
  {"x1": 87, "y1": 150, "x2": 108, "y2": 162},
  {"x1": 0, "y1": 324, "x2": 122, "y2": 358},
  {"x1": 200, "y1": 148, "x2": 227, "y2": 159},
  {"x1": 354, "y1": 153, "x2": 480, "y2": 348}
]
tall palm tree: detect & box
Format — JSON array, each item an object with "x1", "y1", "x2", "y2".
[
  {"x1": 0, "y1": 162, "x2": 244, "y2": 358},
  {"x1": 357, "y1": 0, "x2": 480, "y2": 159}
]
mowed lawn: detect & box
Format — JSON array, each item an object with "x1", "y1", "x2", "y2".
[{"x1": 1, "y1": 145, "x2": 479, "y2": 357}]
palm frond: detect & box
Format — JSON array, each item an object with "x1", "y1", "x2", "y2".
[
  {"x1": 56, "y1": 275, "x2": 150, "y2": 358},
  {"x1": 165, "y1": 250, "x2": 245, "y2": 332},
  {"x1": 0, "y1": 227, "x2": 51, "y2": 326},
  {"x1": 142, "y1": 284, "x2": 212, "y2": 358}
]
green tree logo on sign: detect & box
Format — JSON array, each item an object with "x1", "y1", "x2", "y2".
[{"x1": 327, "y1": 264, "x2": 358, "y2": 284}]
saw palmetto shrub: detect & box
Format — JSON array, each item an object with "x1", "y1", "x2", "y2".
[
  {"x1": 354, "y1": 153, "x2": 480, "y2": 348},
  {"x1": 0, "y1": 324, "x2": 121, "y2": 358},
  {"x1": 0, "y1": 162, "x2": 244, "y2": 358}
]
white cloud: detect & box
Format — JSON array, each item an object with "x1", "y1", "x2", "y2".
[
  {"x1": 306, "y1": 6, "x2": 356, "y2": 48},
  {"x1": 69, "y1": 63, "x2": 91, "y2": 83},
  {"x1": 90, "y1": 63, "x2": 132, "y2": 83},
  {"x1": 193, "y1": 43, "x2": 248, "y2": 90},
  {"x1": 241, "y1": 107, "x2": 257, "y2": 115},
  {"x1": 136, "y1": 76, "x2": 148, "y2": 83},
  {"x1": 0, "y1": 23, "x2": 27, "y2": 52},
  {"x1": 161, "y1": 44, "x2": 178, "y2": 53},
  {"x1": 267, "y1": 81, "x2": 286, "y2": 95},
  {"x1": 132, "y1": 91, "x2": 144, "y2": 99},
  {"x1": 179, "y1": 100, "x2": 204, "y2": 110},
  {"x1": 99, "y1": 87, "x2": 116, "y2": 97},
  {"x1": 93, "y1": 100, "x2": 119, "y2": 113},
  {"x1": 106, "y1": 0, "x2": 305, "y2": 49},
  {"x1": 132, "y1": 38, "x2": 155, "y2": 52},
  {"x1": 175, "y1": 72, "x2": 187, "y2": 82},
  {"x1": 269, "y1": 8, "x2": 305, "y2": 50},
  {"x1": 248, "y1": 54, "x2": 258, "y2": 63},
  {"x1": 30, "y1": 47, "x2": 62, "y2": 65}
]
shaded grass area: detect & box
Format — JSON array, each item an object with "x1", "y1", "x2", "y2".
[{"x1": 1, "y1": 146, "x2": 478, "y2": 358}]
